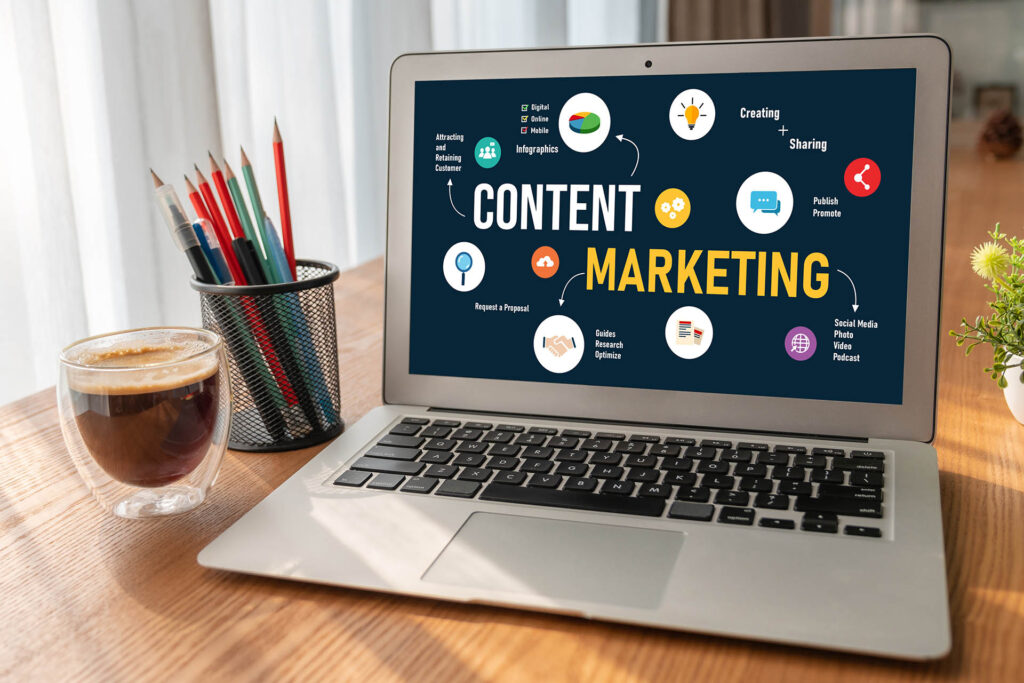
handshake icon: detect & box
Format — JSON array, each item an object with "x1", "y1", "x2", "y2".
[{"x1": 542, "y1": 335, "x2": 577, "y2": 357}]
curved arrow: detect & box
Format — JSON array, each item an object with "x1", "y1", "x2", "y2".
[
  {"x1": 835, "y1": 268, "x2": 859, "y2": 312},
  {"x1": 447, "y1": 178, "x2": 465, "y2": 217},
  {"x1": 559, "y1": 272, "x2": 585, "y2": 306},
  {"x1": 615, "y1": 134, "x2": 639, "y2": 177}
]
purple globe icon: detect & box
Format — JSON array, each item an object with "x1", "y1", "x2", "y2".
[{"x1": 785, "y1": 326, "x2": 817, "y2": 361}]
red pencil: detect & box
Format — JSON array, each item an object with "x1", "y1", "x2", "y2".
[
  {"x1": 273, "y1": 118, "x2": 297, "y2": 278},
  {"x1": 185, "y1": 174, "x2": 245, "y2": 284},
  {"x1": 209, "y1": 152, "x2": 245, "y2": 240}
]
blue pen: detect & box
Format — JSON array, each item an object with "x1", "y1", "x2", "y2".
[
  {"x1": 192, "y1": 218, "x2": 234, "y2": 285},
  {"x1": 263, "y1": 215, "x2": 294, "y2": 284}
]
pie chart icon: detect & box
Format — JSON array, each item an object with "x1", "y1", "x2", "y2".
[{"x1": 568, "y1": 112, "x2": 601, "y2": 134}]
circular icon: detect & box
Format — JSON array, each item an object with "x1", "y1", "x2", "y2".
[
  {"x1": 654, "y1": 188, "x2": 692, "y2": 228},
  {"x1": 669, "y1": 89, "x2": 716, "y2": 140},
  {"x1": 534, "y1": 315, "x2": 584, "y2": 373},
  {"x1": 474, "y1": 137, "x2": 501, "y2": 168},
  {"x1": 785, "y1": 326, "x2": 817, "y2": 361},
  {"x1": 558, "y1": 93, "x2": 611, "y2": 153},
  {"x1": 844, "y1": 158, "x2": 880, "y2": 197},
  {"x1": 735, "y1": 171, "x2": 794, "y2": 235},
  {"x1": 664, "y1": 306, "x2": 714, "y2": 359},
  {"x1": 531, "y1": 246, "x2": 559, "y2": 278},
  {"x1": 443, "y1": 242, "x2": 485, "y2": 291}
]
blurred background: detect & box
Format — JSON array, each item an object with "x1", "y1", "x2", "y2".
[{"x1": 1, "y1": 0, "x2": 1022, "y2": 404}]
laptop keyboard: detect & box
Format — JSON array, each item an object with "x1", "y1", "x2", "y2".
[{"x1": 332, "y1": 417, "x2": 887, "y2": 538}]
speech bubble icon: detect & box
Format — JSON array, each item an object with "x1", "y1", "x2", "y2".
[{"x1": 750, "y1": 190, "x2": 781, "y2": 215}]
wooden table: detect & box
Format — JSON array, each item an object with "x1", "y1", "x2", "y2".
[{"x1": 3, "y1": 149, "x2": 1023, "y2": 681}]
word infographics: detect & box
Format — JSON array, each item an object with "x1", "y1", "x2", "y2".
[{"x1": 411, "y1": 69, "x2": 917, "y2": 404}]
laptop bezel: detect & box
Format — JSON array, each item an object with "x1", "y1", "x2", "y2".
[{"x1": 383, "y1": 35, "x2": 950, "y2": 442}]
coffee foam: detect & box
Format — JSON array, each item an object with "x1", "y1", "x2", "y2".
[{"x1": 67, "y1": 343, "x2": 219, "y2": 395}]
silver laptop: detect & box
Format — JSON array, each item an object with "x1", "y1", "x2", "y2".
[{"x1": 200, "y1": 36, "x2": 951, "y2": 660}]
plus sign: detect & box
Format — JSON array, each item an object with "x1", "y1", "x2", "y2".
[{"x1": 778, "y1": 125, "x2": 789, "y2": 136}]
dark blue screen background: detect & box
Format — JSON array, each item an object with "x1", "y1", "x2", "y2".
[{"x1": 409, "y1": 69, "x2": 916, "y2": 404}]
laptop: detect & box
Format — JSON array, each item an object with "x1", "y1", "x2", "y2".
[{"x1": 200, "y1": 35, "x2": 952, "y2": 660}]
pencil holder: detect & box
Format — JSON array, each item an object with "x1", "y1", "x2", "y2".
[{"x1": 191, "y1": 259, "x2": 343, "y2": 451}]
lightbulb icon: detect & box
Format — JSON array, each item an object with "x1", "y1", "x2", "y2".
[
  {"x1": 669, "y1": 89, "x2": 715, "y2": 140},
  {"x1": 682, "y1": 99, "x2": 704, "y2": 130}
]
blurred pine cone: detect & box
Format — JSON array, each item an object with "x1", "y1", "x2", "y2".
[{"x1": 979, "y1": 109, "x2": 1023, "y2": 159}]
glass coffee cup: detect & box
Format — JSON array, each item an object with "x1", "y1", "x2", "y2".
[{"x1": 57, "y1": 327, "x2": 230, "y2": 518}]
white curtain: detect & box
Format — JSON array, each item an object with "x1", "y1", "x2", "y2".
[{"x1": 0, "y1": 0, "x2": 659, "y2": 404}]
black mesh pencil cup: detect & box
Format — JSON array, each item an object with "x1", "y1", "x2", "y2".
[{"x1": 191, "y1": 260, "x2": 344, "y2": 451}]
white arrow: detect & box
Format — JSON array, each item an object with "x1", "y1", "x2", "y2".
[
  {"x1": 559, "y1": 272, "x2": 585, "y2": 306},
  {"x1": 447, "y1": 179, "x2": 465, "y2": 217},
  {"x1": 836, "y1": 268, "x2": 859, "y2": 312},
  {"x1": 615, "y1": 134, "x2": 639, "y2": 177}
]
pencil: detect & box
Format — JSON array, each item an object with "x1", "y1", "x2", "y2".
[
  {"x1": 209, "y1": 153, "x2": 245, "y2": 241},
  {"x1": 239, "y1": 146, "x2": 284, "y2": 283},
  {"x1": 186, "y1": 174, "x2": 244, "y2": 284},
  {"x1": 224, "y1": 159, "x2": 272, "y2": 278},
  {"x1": 273, "y1": 119, "x2": 297, "y2": 278}
]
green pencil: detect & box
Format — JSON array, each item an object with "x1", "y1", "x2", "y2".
[
  {"x1": 223, "y1": 159, "x2": 275, "y2": 279},
  {"x1": 239, "y1": 146, "x2": 284, "y2": 283}
]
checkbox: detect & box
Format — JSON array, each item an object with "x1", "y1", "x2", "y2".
[
  {"x1": 521, "y1": 115, "x2": 528, "y2": 123},
  {"x1": 521, "y1": 104, "x2": 528, "y2": 111},
  {"x1": 521, "y1": 126, "x2": 528, "y2": 134}
]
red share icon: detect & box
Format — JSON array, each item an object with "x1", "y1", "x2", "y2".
[{"x1": 844, "y1": 158, "x2": 880, "y2": 197}]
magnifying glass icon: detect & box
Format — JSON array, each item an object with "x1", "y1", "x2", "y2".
[{"x1": 455, "y1": 251, "x2": 473, "y2": 286}]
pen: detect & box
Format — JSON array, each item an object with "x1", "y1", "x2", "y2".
[
  {"x1": 186, "y1": 174, "x2": 244, "y2": 284},
  {"x1": 150, "y1": 170, "x2": 215, "y2": 284},
  {"x1": 193, "y1": 218, "x2": 234, "y2": 285}
]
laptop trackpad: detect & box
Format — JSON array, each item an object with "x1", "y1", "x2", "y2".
[{"x1": 422, "y1": 512, "x2": 684, "y2": 608}]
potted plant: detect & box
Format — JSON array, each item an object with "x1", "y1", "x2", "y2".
[{"x1": 951, "y1": 223, "x2": 1024, "y2": 422}]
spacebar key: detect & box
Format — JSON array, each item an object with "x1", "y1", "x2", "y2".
[{"x1": 480, "y1": 483, "x2": 665, "y2": 517}]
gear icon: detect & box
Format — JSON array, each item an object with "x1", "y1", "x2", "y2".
[
  {"x1": 672, "y1": 197, "x2": 686, "y2": 211},
  {"x1": 660, "y1": 202, "x2": 671, "y2": 214},
  {"x1": 669, "y1": 212, "x2": 677, "y2": 219}
]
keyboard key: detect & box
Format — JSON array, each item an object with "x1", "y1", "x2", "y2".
[
  {"x1": 817, "y1": 484, "x2": 883, "y2": 501},
  {"x1": 561, "y1": 429, "x2": 591, "y2": 438},
  {"x1": 494, "y1": 470, "x2": 527, "y2": 485},
  {"x1": 595, "y1": 432, "x2": 626, "y2": 440},
  {"x1": 480, "y1": 483, "x2": 666, "y2": 516},
  {"x1": 718, "y1": 507, "x2": 755, "y2": 525},
  {"x1": 701, "y1": 439, "x2": 732, "y2": 449},
  {"x1": 333, "y1": 470, "x2": 371, "y2": 487},
  {"x1": 739, "y1": 477, "x2": 772, "y2": 492},
  {"x1": 759, "y1": 517, "x2": 795, "y2": 529},
  {"x1": 465, "y1": 421, "x2": 492, "y2": 430},
  {"x1": 777, "y1": 481, "x2": 812, "y2": 496},
  {"x1": 556, "y1": 449, "x2": 588, "y2": 462},
  {"x1": 555, "y1": 462, "x2": 588, "y2": 476},
  {"x1": 849, "y1": 471, "x2": 885, "y2": 488},
  {"x1": 754, "y1": 492, "x2": 790, "y2": 510},
  {"x1": 368, "y1": 473, "x2": 405, "y2": 490},
  {"x1": 676, "y1": 487, "x2": 711, "y2": 502},
  {"x1": 697, "y1": 461, "x2": 729, "y2": 474},
  {"x1": 522, "y1": 446, "x2": 554, "y2": 459},
  {"x1": 774, "y1": 445, "x2": 807, "y2": 454},
  {"x1": 757, "y1": 452, "x2": 789, "y2": 466},
  {"x1": 665, "y1": 436, "x2": 696, "y2": 446},
  {"x1": 459, "y1": 468, "x2": 492, "y2": 482},
  {"x1": 456, "y1": 441, "x2": 489, "y2": 454},
  {"x1": 549, "y1": 436, "x2": 579, "y2": 449},
  {"x1": 365, "y1": 445, "x2": 420, "y2": 461},
  {"x1": 420, "y1": 425, "x2": 452, "y2": 438},
  {"x1": 486, "y1": 456, "x2": 519, "y2": 470},
  {"x1": 701, "y1": 474, "x2": 735, "y2": 489},
  {"x1": 602, "y1": 480, "x2": 635, "y2": 495},
  {"x1": 436, "y1": 480, "x2": 481, "y2": 498},
  {"x1": 793, "y1": 454, "x2": 826, "y2": 468},
  {"x1": 638, "y1": 483, "x2": 672, "y2": 498},
  {"x1": 795, "y1": 496, "x2": 883, "y2": 518},
  {"x1": 377, "y1": 434, "x2": 425, "y2": 449},
  {"x1": 738, "y1": 442, "x2": 769, "y2": 451},
  {"x1": 401, "y1": 417, "x2": 429, "y2": 425},
  {"x1": 661, "y1": 457, "x2": 693, "y2": 472},
  {"x1": 521, "y1": 458, "x2": 553, "y2": 473},
  {"x1": 663, "y1": 472, "x2": 697, "y2": 487},
  {"x1": 402, "y1": 476, "x2": 438, "y2": 494},
  {"x1": 592, "y1": 465, "x2": 624, "y2": 479},
  {"x1": 425, "y1": 438, "x2": 457, "y2": 451},
  {"x1": 715, "y1": 490, "x2": 750, "y2": 506},
  {"x1": 489, "y1": 444, "x2": 521, "y2": 457},
  {"x1": 720, "y1": 449, "x2": 753, "y2": 463},
  {"x1": 432, "y1": 419, "x2": 461, "y2": 427},
  {"x1": 389, "y1": 423, "x2": 421, "y2": 436},
  {"x1": 810, "y1": 469, "x2": 844, "y2": 484},
  {"x1": 801, "y1": 511, "x2": 839, "y2": 533},
  {"x1": 516, "y1": 433, "x2": 547, "y2": 446},
  {"x1": 626, "y1": 468, "x2": 659, "y2": 482},
  {"x1": 685, "y1": 446, "x2": 717, "y2": 460},
  {"x1": 734, "y1": 463, "x2": 767, "y2": 477},
  {"x1": 845, "y1": 525, "x2": 883, "y2": 538},
  {"x1": 351, "y1": 456, "x2": 424, "y2": 476},
  {"x1": 811, "y1": 447, "x2": 845, "y2": 457},
  {"x1": 629, "y1": 434, "x2": 661, "y2": 443},
  {"x1": 668, "y1": 501, "x2": 714, "y2": 521},
  {"x1": 451, "y1": 428, "x2": 482, "y2": 441},
  {"x1": 625, "y1": 454, "x2": 657, "y2": 468},
  {"x1": 650, "y1": 444, "x2": 681, "y2": 457},
  {"x1": 421, "y1": 450, "x2": 453, "y2": 464},
  {"x1": 482, "y1": 431, "x2": 515, "y2": 444},
  {"x1": 582, "y1": 438, "x2": 612, "y2": 451},
  {"x1": 772, "y1": 466, "x2": 806, "y2": 481},
  {"x1": 833, "y1": 458, "x2": 884, "y2": 472},
  {"x1": 590, "y1": 452, "x2": 622, "y2": 466},
  {"x1": 496, "y1": 423, "x2": 525, "y2": 433},
  {"x1": 564, "y1": 476, "x2": 598, "y2": 492},
  {"x1": 424, "y1": 464, "x2": 457, "y2": 478},
  {"x1": 452, "y1": 453, "x2": 485, "y2": 467},
  {"x1": 614, "y1": 441, "x2": 647, "y2": 454},
  {"x1": 528, "y1": 426, "x2": 558, "y2": 435},
  {"x1": 851, "y1": 450, "x2": 885, "y2": 460}
]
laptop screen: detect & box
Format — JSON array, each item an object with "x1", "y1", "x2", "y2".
[{"x1": 408, "y1": 68, "x2": 916, "y2": 405}]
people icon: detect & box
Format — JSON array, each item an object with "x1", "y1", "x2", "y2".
[
  {"x1": 479, "y1": 143, "x2": 496, "y2": 160},
  {"x1": 474, "y1": 137, "x2": 501, "y2": 168}
]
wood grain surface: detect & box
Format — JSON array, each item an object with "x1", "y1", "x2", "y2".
[{"x1": 2, "y1": 149, "x2": 1024, "y2": 681}]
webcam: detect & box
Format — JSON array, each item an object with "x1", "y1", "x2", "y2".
[{"x1": 644, "y1": 60, "x2": 653, "y2": 68}]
